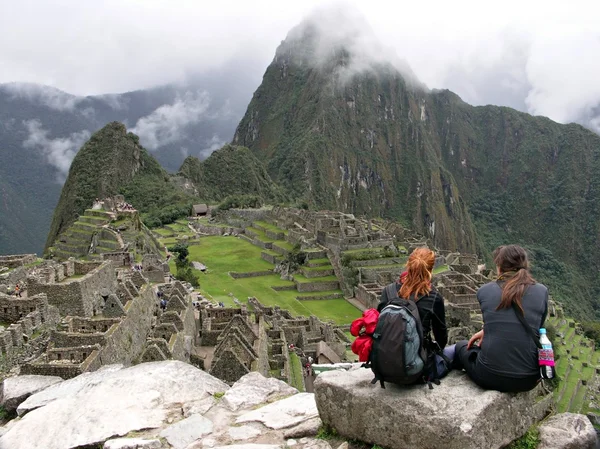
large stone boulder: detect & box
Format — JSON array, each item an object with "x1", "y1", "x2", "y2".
[
  {"x1": 0, "y1": 361, "x2": 229, "y2": 449},
  {"x1": 314, "y1": 369, "x2": 552, "y2": 449},
  {"x1": 1, "y1": 374, "x2": 62, "y2": 412},
  {"x1": 222, "y1": 372, "x2": 298, "y2": 412},
  {"x1": 538, "y1": 413, "x2": 597, "y2": 449}
]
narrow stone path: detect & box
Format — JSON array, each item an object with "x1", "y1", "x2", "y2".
[{"x1": 345, "y1": 296, "x2": 366, "y2": 312}]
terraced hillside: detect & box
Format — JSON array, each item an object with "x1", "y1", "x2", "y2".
[
  {"x1": 154, "y1": 219, "x2": 357, "y2": 325},
  {"x1": 49, "y1": 209, "x2": 162, "y2": 262},
  {"x1": 547, "y1": 312, "x2": 600, "y2": 415}
]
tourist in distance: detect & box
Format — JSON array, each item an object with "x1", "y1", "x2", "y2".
[
  {"x1": 451, "y1": 245, "x2": 548, "y2": 392},
  {"x1": 372, "y1": 248, "x2": 449, "y2": 386}
]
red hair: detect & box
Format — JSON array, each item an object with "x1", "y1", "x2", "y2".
[{"x1": 399, "y1": 248, "x2": 435, "y2": 300}]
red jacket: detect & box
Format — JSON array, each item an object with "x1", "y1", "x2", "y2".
[{"x1": 350, "y1": 308, "x2": 380, "y2": 362}]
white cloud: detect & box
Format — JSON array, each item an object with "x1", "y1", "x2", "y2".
[
  {"x1": 199, "y1": 135, "x2": 226, "y2": 159},
  {"x1": 22, "y1": 120, "x2": 90, "y2": 180},
  {"x1": 3, "y1": 83, "x2": 83, "y2": 111},
  {"x1": 131, "y1": 91, "x2": 211, "y2": 150},
  {"x1": 2, "y1": 0, "x2": 600, "y2": 132}
]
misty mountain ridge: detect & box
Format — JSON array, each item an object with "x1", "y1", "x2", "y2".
[
  {"x1": 232, "y1": 10, "x2": 600, "y2": 319},
  {"x1": 0, "y1": 62, "x2": 260, "y2": 255}
]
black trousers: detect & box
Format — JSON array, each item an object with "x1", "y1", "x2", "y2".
[{"x1": 454, "y1": 340, "x2": 540, "y2": 393}]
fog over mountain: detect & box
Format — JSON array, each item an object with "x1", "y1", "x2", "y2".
[{"x1": 1, "y1": 0, "x2": 600, "y2": 255}]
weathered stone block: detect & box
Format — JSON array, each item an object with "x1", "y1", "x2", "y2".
[
  {"x1": 314, "y1": 369, "x2": 552, "y2": 449},
  {"x1": 538, "y1": 412, "x2": 597, "y2": 449}
]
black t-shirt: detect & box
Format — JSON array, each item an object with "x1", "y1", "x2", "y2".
[
  {"x1": 477, "y1": 281, "x2": 548, "y2": 377},
  {"x1": 377, "y1": 282, "x2": 448, "y2": 349}
]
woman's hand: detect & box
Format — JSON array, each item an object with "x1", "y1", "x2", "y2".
[{"x1": 467, "y1": 329, "x2": 484, "y2": 349}]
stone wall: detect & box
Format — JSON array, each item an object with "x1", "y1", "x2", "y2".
[
  {"x1": 97, "y1": 285, "x2": 155, "y2": 365},
  {"x1": 296, "y1": 280, "x2": 340, "y2": 292},
  {"x1": 0, "y1": 295, "x2": 40, "y2": 323},
  {"x1": 28, "y1": 260, "x2": 117, "y2": 317},
  {"x1": 0, "y1": 254, "x2": 37, "y2": 269}
]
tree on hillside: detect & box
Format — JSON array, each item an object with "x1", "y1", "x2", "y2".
[{"x1": 167, "y1": 243, "x2": 199, "y2": 287}]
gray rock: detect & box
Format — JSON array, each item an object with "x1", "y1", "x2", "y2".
[
  {"x1": 159, "y1": 414, "x2": 213, "y2": 449},
  {"x1": 104, "y1": 438, "x2": 162, "y2": 449},
  {"x1": 1, "y1": 361, "x2": 228, "y2": 449},
  {"x1": 314, "y1": 369, "x2": 552, "y2": 449},
  {"x1": 538, "y1": 412, "x2": 597, "y2": 449},
  {"x1": 283, "y1": 417, "x2": 322, "y2": 438},
  {"x1": 17, "y1": 364, "x2": 125, "y2": 417},
  {"x1": 298, "y1": 440, "x2": 331, "y2": 449},
  {"x1": 1, "y1": 375, "x2": 63, "y2": 412},
  {"x1": 228, "y1": 425, "x2": 262, "y2": 441},
  {"x1": 183, "y1": 396, "x2": 217, "y2": 417},
  {"x1": 236, "y1": 393, "x2": 318, "y2": 430},
  {"x1": 222, "y1": 372, "x2": 297, "y2": 412},
  {"x1": 213, "y1": 445, "x2": 280, "y2": 449}
]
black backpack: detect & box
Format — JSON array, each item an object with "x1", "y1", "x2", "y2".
[{"x1": 367, "y1": 283, "x2": 430, "y2": 388}]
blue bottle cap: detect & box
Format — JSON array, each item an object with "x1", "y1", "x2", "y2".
[{"x1": 539, "y1": 328, "x2": 546, "y2": 334}]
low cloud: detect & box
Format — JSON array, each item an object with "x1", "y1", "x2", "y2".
[
  {"x1": 199, "y1": 135, "x2": 226, "y2": 159},
  {"x1": 4, "y1": 83, "x2": 84, "y2": 111},
  {"x1": 131, "y1": 90, "x2": 211, "y2": 150},
  {"x1": 22, "y1": 119, "x2": 90, "y2": 180},
  {"x1": 286, "y1": 4, "x2": 419, "y2": 86}
]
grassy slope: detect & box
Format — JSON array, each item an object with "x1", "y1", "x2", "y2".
[{"x1": 164, "y1": 235, "x2": 358, "y2": 325}]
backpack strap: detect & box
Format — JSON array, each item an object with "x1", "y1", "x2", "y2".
[
  {"x1": 511, "y1": 302, "x2": 542, "y2": 349},
  {"x1": 384, "y1": 283, "x2": 399, "y2": 303}
]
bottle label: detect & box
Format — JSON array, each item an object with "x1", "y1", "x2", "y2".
[{"x1": 538, "y1": 348, "x2": 555, "y2": 367}]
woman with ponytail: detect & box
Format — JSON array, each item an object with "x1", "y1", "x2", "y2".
[
  {"x1": 453, "y1": 245, "x2": 548, "y2": 392},
  {"x1": 377, "y1": 248, "x2": 448, "y2": 352}
]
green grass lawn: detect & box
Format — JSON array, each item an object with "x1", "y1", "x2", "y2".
[
  {"x1": 273, "y1": 240, "x2": 294, "y2": 251},
  {"x1": 293, "y1": 274, "x2": 338, "y2": 283},
  {"x1": 254, "y1": 220, "x2": 288, "y2": 235},
  {"x1": 178, "y1": 236, "x2": 357, "y2": 324},
  {"x1": 433, "y1": 265, "x2": 450, "y2": 274},
  {"x1": 288, "y1": 352, "x2": 305, "y2": 392},
  {"x1": 246, "y1": 227, "x2": 275, "y2": 242},
  {"x1": 154, "y1": 228, "x2": 175, "y2": 237}
]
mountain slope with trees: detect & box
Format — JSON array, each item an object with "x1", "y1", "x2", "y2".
[{"x1": 232, "y1": 18, "x2": 600, "y2": 319}]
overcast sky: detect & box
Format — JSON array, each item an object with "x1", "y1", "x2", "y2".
[{"x1": 1, "y1": 0, "x2": 600, "y2": 130}]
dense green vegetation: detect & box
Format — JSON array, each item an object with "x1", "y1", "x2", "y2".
[
  {"x1": 45, "y1": 123, "x2": 197, "y2": 251},
  {"x1": 231, "y1": 24, "x2": 600, "y2": 319},
  {"x1": 178, "y1": 145, "x2": 287, "y2": 203}
]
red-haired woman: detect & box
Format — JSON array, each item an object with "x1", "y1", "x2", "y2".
[
  {"x1": 453, "y1": 245, "x2": 548, "y2": 392},
  {"x1": 377, "y1": 247, "x2": 448, "y2": 355}
]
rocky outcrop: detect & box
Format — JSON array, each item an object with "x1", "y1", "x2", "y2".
[
  {"x1": 538, "y1": 413, "x2": 597, "y2": 449},
  {"x1": 0, "y1": 374, "x2": 62, "y2": 412},
  {"x1": 222, "y1": 372, "x2": 297, "y2": 411},
  {"x1": 2, "y1": 361, "x2": 228, "y2": 449},
  {"x1": 0, "y1": 362, "x2": 325, "y2": 449},
  {"x1": 313, "y1": 369, "x2": 553, "y2": 449}
]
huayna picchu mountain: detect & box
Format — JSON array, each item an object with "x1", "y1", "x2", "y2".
[
  {"x1": 233, "y1": 15, "x2": 600, "y2": 318},
  {"x1": 45, "y1": 122, "x2": 194, "y2": 251},
  {"x1": 45, "y1": 123, "x2": 284, "y2": 253}
]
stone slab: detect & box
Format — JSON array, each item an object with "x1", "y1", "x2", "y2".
[
  {"x1": 314, "y1": 369, "x2": 552, "y2": 449},
  {"x1": 1, "y1": 361, "x2": 228, "y2": 449},
  {"x1": 160, "y1": 414, "x2": 213, "y2": 449},
  {"x1": 1, "y1": 375, "x2": 63, "y2": 412},
  {"x1": 236, "y1": 393, "x2": 319, "y2": 430},
  {"x1": 104, "y1": 438, "x2": 162, "y2": 449},
  {"x1": 538, "y1": 412, "x2": 597, "y2": 449},
  {"x1": 228, "y1": 425, "x2": 262, "y2": 441},
  {"x1": 222, "y1": 372, "x2": 297, "y2": 412}
]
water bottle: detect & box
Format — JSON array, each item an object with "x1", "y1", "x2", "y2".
[{"x1": 539, "y1": 328, "x2": 555, "y2": 379}]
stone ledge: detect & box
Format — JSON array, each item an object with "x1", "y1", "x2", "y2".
[{"x1": 314, "y1": 369, "x2": 552, "y2": 449}]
